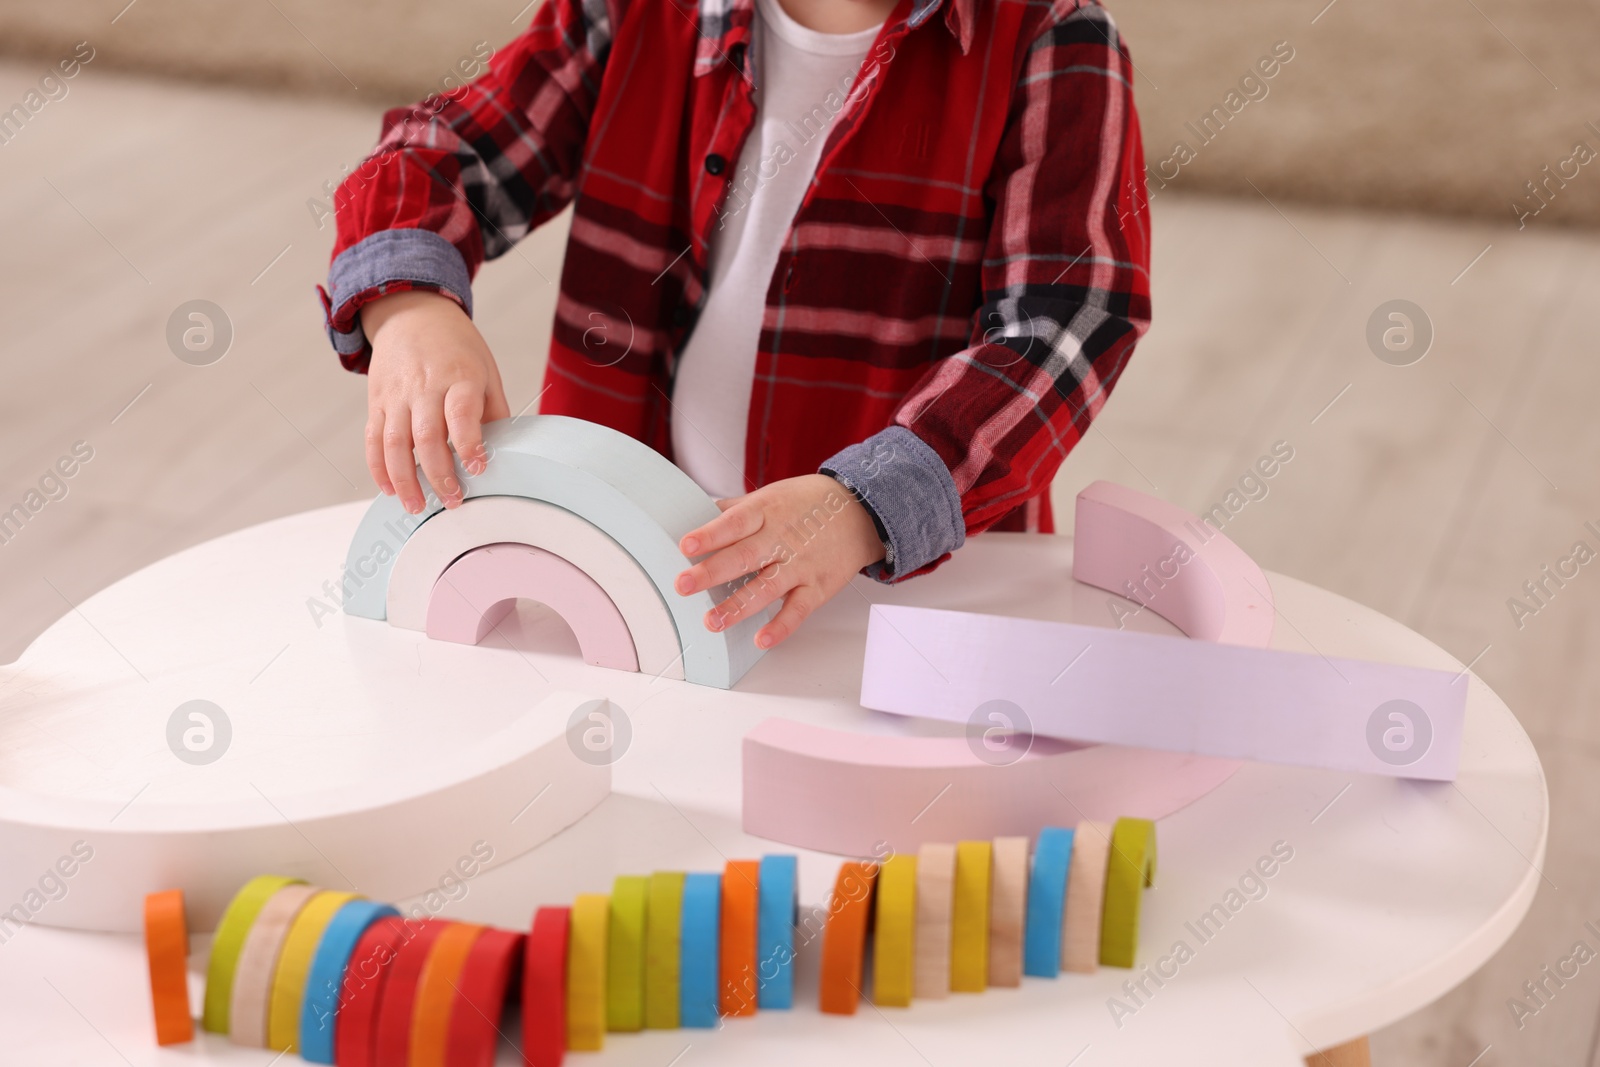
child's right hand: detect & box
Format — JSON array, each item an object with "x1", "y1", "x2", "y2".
[{"x1": 362, "y1": 290, "x2": 510, "y2": 514}]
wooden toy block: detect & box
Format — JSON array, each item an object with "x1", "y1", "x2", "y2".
[
  {"x1": 644, "y1": 872, "x2": 686, "y2": 1029},
  {"x1": 388, "y1": 495, "x2": 684, "y2": 679},
  {"x1": 299, "y1": 900, "x2": 400, "y2": 1064},
  {"x1": 679, "y1": 873, "x2": 722, "y2": 1028},
  {"x1": 409, "y1": 922, "x2": 486, "y2": 1067},
  {"x1": 872, "y1": 854, "x2": 916, "y2": 1007},
  {"x1": 1099, "y1": 817, "x2": 1157, "y2": 969},
  {"x1": 988, "y1": 837, "x2": 1029, "y2": 988},
  {"x1": 344, "y1": 414, "x2": 774, "y2": 688},
  {"x1": 333, "y1": 917, "x2": 410, "y2": 1067},
  {"x1": 229, "y1": 882, "x2": 320, "y2": 1047},
  {"x1": 1023, "y1": 827, "x2": 1073, "y2": 978},
  {"x1": 0, "y1": 681, "x2": 613, "y2": 937},
  {"x1": 267, "y1": 889, "x2": 358, "y2": 1051},
  {"x1": 606, "y1": 875, "x2": 649, "y2": 1031},
  {"x1": 819, "y1": 862, "x2": 879, "y2": 1015},
  {"x1": 913, "y1": 843, "x2": 955, "y2": 999},
  {"x1": 447, "y1": 927, "x2": 526, "y2": 1067},
  {"x1": 425, "y1": 542, "x2": 640, "y2": 671},
  {"x1": 142, "y1": 889, "x2": 193, "y2": 1046},
  {"x1": 1062, "y1": 824, "x2": 1112, "y2": 974},
  {"x1": 741, "y1": 716, "x2": 1235, "y2": 857},
  {"x1": 719, "y1": 860, "x2": 761, "y2": 1018},
  {"x1": 372, "y1": 919, "x2": 450, "y2": 1064},
  {"x1": 203, "y1": 875, "x2": 302, "y2": 1034},
  {"x1": 524, "y1": 906, "x2": 570, "y2": 1067},
  {"x1": 758, "y1": 855, "x2": 799, "y2": 1009},
  {"x1": 1072, "y1": 479, "x2": 1276, "y2": 647},
  {"x1": 950, "y1": 841, "x2": 992, "y2": 993},
  {"x1": 566, "y1": 895, "x2": 609, "y2": 1052},
  {"x1": 861, "y1": 605, "x2": 1466, "y2": 781}
]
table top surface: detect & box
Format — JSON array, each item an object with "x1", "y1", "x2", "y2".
[{"x1": 0, "y1": 501, "x2": 1548, "y2": 1066}]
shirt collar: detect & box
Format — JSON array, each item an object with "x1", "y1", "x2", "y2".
[{"x1": 694, "y1": 0, "x2": 976, "y2": 76}]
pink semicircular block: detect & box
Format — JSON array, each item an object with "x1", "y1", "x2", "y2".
[
  {"x1": 743, "y1": 482, "x2": 1275, "y2": 856},
  {"x1": 742, "y1": 718, "x2": 1238, "y2": 859},
  {"x1": 425, "y1": 543, "x2": 639, "y2": 672}
]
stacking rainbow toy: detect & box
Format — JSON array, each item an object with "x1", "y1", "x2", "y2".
[{"x1": 145, "y1": 819, "x2": 1155, "y2": 1063}]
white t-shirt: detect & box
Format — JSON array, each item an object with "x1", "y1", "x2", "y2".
[{"x1": 670, "y1": 0, "x2": 881, "y2": 500}]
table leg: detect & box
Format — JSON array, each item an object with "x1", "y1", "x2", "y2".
[{"x1": 1305, "y1": 1036, "x2": 1371, "y2": 1067}]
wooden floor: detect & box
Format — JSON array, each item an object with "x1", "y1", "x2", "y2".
[{"x1": 1, "y1": 62, "x2": 1597, "y2": 1064}]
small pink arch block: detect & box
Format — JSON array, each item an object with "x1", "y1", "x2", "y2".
[
  {"x1": 1071, "y1": 480, "x2": 1274, "y2": 647},
  {"x1": 425, "y1": 543, "x2": 639, "y2": 672}
]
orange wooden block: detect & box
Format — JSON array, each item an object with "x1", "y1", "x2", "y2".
[
  {"x1": 819, "y1": 862, "x2": 879, "y2": 1015},
  {"x1": 144, "y1": 890, "x2": 193, "y2": 1046},
  {"x1": 410, "y1": 923, "x2": 486, "y2": 1067},
  {"x1": 719, "y1": 860, "x2": 760, "y2": 1018}
]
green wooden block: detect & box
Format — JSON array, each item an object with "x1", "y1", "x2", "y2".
[
  {"x1": 1099, "y1": 817, "x2": 1157, "y2": 968},
  {"x1": 644, "y1": 872, "x2": 686, "y2": 1029},
  {"x1": 607, "y1": 875, "x2": 649, "y2": 1031}
]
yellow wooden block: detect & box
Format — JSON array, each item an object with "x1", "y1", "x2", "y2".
[
  {"x1": 949, "y1": 841, "x2": 991, "y2": 992},
  {"x1": 567, "y1": 894, "x2": 609, "y2": 1051},
  {"x1": 1099, "y1": 818, "x2": 1157, "y2": 968},
  {"x1": 606, "y1": 875, "x2": 648, "y2": 1032},
  {"x1": 266, "y1": 890, "x2": 358, "y2": 1052},
  {"x1": 873, "y1": 854, "x2": 917, "y2": 1006}
]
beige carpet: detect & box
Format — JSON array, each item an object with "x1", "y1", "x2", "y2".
[{"x1": 0, "y1": 0, "x2": 1596, "y2": 226}]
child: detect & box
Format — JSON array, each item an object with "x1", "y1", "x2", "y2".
[{"x1": 321, "y1": 0, "x2": 1150, "y2": 651}]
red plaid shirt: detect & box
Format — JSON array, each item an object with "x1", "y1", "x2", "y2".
[{"x1": 323, "y1": 0, "x2": 1150, "y2": 578}]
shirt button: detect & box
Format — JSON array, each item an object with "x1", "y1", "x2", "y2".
[
  {"x1": 705, "y1": 153, "x2": 727, "y2": 176},
  {"x1": 783, "y1": 260, "x2": 797, "y2": 293}
]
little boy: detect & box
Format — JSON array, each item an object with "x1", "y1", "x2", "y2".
[{"x1": 321, "y1": 0, "x2": 1150, "y2": 650}]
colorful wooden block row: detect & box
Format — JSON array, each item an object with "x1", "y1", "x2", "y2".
[
  {"x1": 342, "y1": 414, "x2": 774, "y2": 689},
  {"x1": 154, "y1": 826, "x2": 1155, "y2": 1061},
  {"x1": 861, "y1": 603, "x2": 1467, "y2": 780},
  {"x1": 816, "y1": 821, "x2": 1157, "y2": 1016}
]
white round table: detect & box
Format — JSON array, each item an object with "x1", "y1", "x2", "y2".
[{"x1": 0, "y1": 502, "x2": 1546, "y2": 1065}]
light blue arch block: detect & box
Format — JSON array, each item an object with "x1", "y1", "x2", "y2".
[
  {"x1": 679, "y1": 871, "x2": 722, "y2": 1028},
  {"x1": 1024, "y1": 826, "x2": 1074, "y2": 977},
  {"x1": 340, "y1": 415, "x2": 771, "y2": 689}
]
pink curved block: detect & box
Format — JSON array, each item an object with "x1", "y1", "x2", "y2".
[
  {"x1": 1072, "y1": 480, "x2": 1274, "y2": 646},
  {"x1": 742, "y1": 718, "x2": 1238, "y2": 858},
  {"x1": 426, "y1": 543, "x2": 639, "y2": 672},
  {"x1": 743, "y1": 481, "x2": 1277, "y2": 856}
]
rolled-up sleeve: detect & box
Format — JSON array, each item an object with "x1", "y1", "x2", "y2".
[
  {"x1": 836, "y1": 3, "x2": 1152, "y2": 581},
  {"x1": 319, "y1": 0, "x2": 618, "y2": 372}
]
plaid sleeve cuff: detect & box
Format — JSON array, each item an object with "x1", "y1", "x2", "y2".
[
  {"x1": 322, "y1": 228, "x2": 475, "y2": 369},
  {"x1": 820, "y1": 426, "x2": 966, "y2": 582}
]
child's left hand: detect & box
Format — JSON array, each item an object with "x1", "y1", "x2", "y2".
[{"x1": 674, "y1": 474, "x2": 886, "y2": 649}]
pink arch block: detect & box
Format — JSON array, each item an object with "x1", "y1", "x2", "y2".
[
  {"x1": 742, "y1": 718, "x2": 1238, "y2": 858},
  {"x1": 1071, "y1": 479, "x2": 1274, "y2": 647},
  {"x1": 425, "y1": 543, "x2": 639, "y2": 672},
  {"x1": 743, "y1": 482, "x2": 1274, "y2": 856}
]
